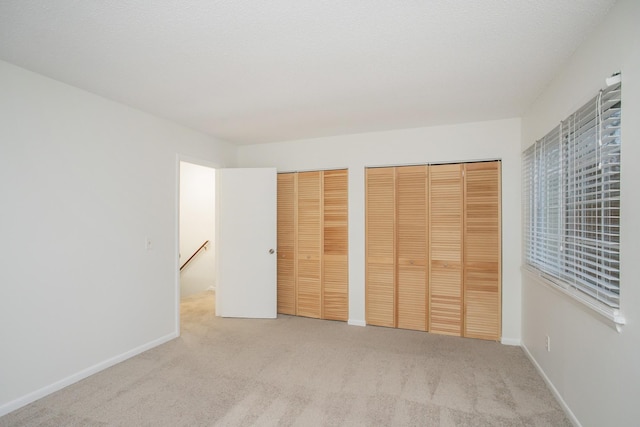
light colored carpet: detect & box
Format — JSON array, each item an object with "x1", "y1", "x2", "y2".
[{"x1": 1, "y1": 291, "x2": 570, "y2": 426}]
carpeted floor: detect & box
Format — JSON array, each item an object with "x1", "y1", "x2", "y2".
[{"x1": 1, "y1": 291, "x2": 570, "y2": 426}]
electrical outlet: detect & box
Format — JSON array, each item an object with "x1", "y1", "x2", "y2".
[
  {"x1": 546, "y1": 335, "x2": 551, "y2": 352},
  {"x1": 145, "y1": 237, "x2": 153, "y2": 251}
]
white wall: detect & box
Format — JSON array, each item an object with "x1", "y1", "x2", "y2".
[
  {"x1": 238, "y1": 118, "x2": 522, "y2": 343},
  {"x1": 179, "y1": 162, "x2": 216, "y2": 297},
  {"x1": 0, "y1": 60, "x2": 236, "y2": 415},
  {"x1": 520, "y1": 0, "x2": 640, "y2": 425}
]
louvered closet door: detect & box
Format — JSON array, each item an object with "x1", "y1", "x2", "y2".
[
  {"x1": 277, "y1": 173, "x2": 296, "y2": 315},
  {"x1": 297, "y1": 171, "x2": 322, "y2": 318},
  {"x1": 464, "y1": 162, "x2": 501, "y2": 340},
  {"x1": 429, "y1": 164, "x2": 464, "y2": 336},
  {"x1": 323, "y1": 169, "x2": 348, "y2": 321},
  {"x1": 396, "y1": 165, "x2": 428, "y2": 331},
  {"x1": 366, "y1": 167, "x2": 396, "y2": 327}
]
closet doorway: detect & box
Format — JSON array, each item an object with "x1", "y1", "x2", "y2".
[
  {"x1": 277, "y1": 169, "x2": 349, "y2": 321},
  {"x1": 365, "y1": 161, "x2": 501, "y2": 341}
]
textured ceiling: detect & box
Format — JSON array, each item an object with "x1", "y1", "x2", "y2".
[{"x1": 0, "y1": 1, "x2": 616, "y2": 145}]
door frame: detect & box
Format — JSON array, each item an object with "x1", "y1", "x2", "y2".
[{"x1": 175, "y1": 154, "x2": 225, "y2": 336}]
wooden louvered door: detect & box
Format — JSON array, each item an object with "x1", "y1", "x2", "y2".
[
  {"x1": 277, "y1": 170, "x2": 348, "y2": 321},
  {"x1": 429, "y1": 164, "x2": 464, "y2": 336},
  {"x1": 364, "y1": 161, "x2": 500, "y2": 340},
  {"x1": 277, "y1": 173, "x2": 297, "y2": 315},
  {"x1": 323, "y1": 169, "x2": 349, "y2": 321},
  {"x1": 296, "y1": 171, "x2": 323, "y2": 318},
  {"x1": 396, "y1": 165, "x2": 428, "y2": 331},
  {"x1": 463, "y1": 161, "x2": 501, "y2": 340},
  {"x1": 365, "y1": 167, "x2": 396, "y2": 327}
]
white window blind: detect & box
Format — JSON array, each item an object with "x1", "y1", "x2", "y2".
[{"x1": 523, "y1": 81, "x2": 621, "y2": 316}]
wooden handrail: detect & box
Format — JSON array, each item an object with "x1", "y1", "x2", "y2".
[{"x1": 180, "y1": 240, "x2": 209, "y2": 271}]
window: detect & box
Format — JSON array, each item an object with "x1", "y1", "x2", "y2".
[{"x1": 522, "y1": 81, "x2": 622, "y2": 322}]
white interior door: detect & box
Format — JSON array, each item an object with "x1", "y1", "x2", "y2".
[{"x1": 216, "y1": 168, "x2": 277, "y2": 318}]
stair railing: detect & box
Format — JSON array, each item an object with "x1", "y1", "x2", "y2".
[{"x1": 180, "y1": 240, "x2": 209, "y2": 271}]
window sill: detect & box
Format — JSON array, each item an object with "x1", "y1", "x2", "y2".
[{"x1": 521, "y1": 265, "x2": 626, "y2": 332}]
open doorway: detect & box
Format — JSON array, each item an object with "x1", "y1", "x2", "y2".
[
  {"x1": 176, "y1": 163, "x2": 278, "y2": 333},
  {"x1": 179, "y1": 161, "x2": 216, "y2": 325}
]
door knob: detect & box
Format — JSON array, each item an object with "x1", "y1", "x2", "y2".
[{"x1": 269, "y1": 249, "x2": 275, "y2": 254}]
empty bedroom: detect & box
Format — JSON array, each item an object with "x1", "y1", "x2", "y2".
[{"x1": 1, "y1": 1, "x2": 639, "y2": 426}]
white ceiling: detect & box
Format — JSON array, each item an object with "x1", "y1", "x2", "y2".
[{"x1": 0, "y1": 1, "x2": 616, "y2": 145}]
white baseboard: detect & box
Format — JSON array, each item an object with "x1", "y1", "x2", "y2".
[
  {"x1": 521, "y1": 343, "x2": 581, "y2": 427},
  {"x1": 348, "y1": 319, "x2": 366, "y2": 327},
  {"x1": 500, "y1": 337, "x2": 522, "y2": 346},
  {"x1": 0, "y1": 331, "x2": 178, "y2": 417}
]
